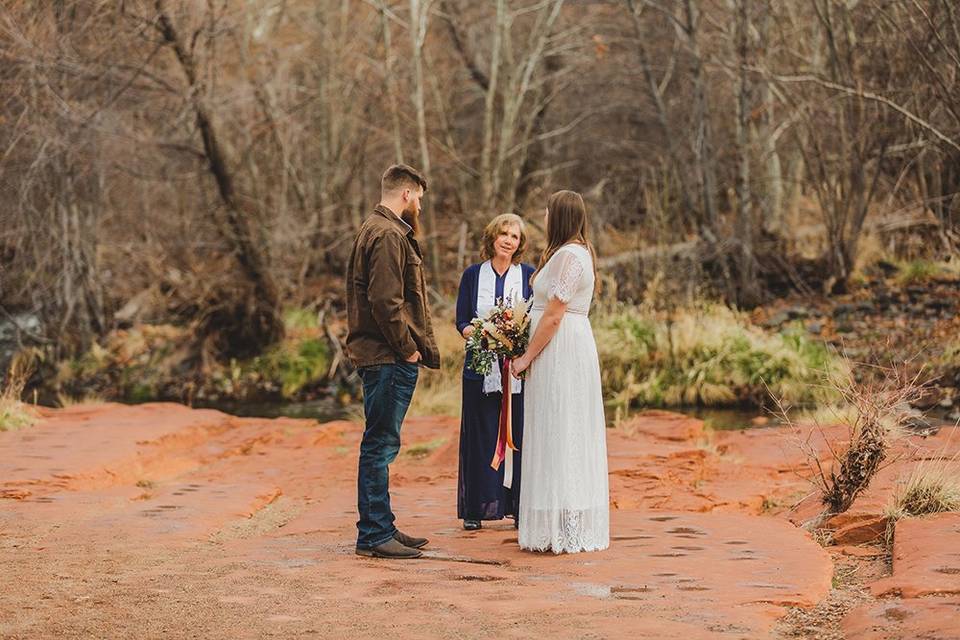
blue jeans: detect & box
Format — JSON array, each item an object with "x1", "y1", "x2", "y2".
[{"x1": 356, "y1": 362, "x2": 419, "y2": 549}]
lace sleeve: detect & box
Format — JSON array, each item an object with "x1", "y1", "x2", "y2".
[{"x1": 547, "y1": 249, "x2": 584, "y2": 303}]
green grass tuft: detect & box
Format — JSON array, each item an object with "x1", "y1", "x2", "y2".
[
  {"x1": 405, "y1": 437, "x2": 449, "y2": 458},
  {"x1": 252, "y1": 337, "x2": 331, "y2": 399},
  {"x1": 595, "y1": 303, "x2": 846, "y2": 416}
]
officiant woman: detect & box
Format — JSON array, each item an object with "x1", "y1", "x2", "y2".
[{"x1": 455, "y1": 214, "x2": 535, "y2": 531}]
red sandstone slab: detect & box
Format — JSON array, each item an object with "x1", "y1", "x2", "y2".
[
  {"x1": 0, "y1": 405, "x2": 835, "y2": 638},
  {"x1": 0, "y1": 403, "x2": 239, "y2": 497},
  {"x1": 843, "y1": 598, "x2": 960, "y2": 640},
  {"x1": 872, "y1": 512, "x2": 960, "y2": 598},
  {"x1": 274, "y1": 504, "x2": 833, "y2": 635},
  {"x1": 622, "y1": 410, "x2": 706, "y2": 442},
  {"x1": 0, "y1": 480, "x2": 283, "y2": 545}
]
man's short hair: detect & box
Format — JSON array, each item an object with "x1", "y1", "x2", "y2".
[{"x1": 381, "y1": 164, "x2": 428, "y2": 195}]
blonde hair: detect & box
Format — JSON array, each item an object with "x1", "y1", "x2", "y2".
[{"x1": 480, "y1": 213, "x2": 527, "y2": 264}]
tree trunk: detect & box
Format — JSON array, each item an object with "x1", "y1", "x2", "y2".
[
  {"x1": 625, "y1": 0, "x2": 698, "y2": 229},
  {"x1": 378, "y1": 0, "x2": 405, "y2": 163},
  {"x1": 480, "y1": 0, "x2": 505, "y2": 213},
  {"x1": 156, "y1": 0, "x2": 283, "y2": 356},
  {"x1": 410, "y1": 0, "x2": 440, "y2": 277},
  {"x1": 684, "y1": 0, "x2": 720, "y2": 237},
  {"x1": 734, "y1": 0, "x2": 759, "y2": 306},
  {"x1": 754, "y1": 4, "x2": 784, "y2": 236}
]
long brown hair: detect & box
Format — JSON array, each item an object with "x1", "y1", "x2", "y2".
[{"x1": 532, "y1": 190, "x2": 599, "y2": 290}]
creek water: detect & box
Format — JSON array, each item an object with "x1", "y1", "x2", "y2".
[
  {"x1": 195, "y1": 397, "x2": 351, "y2": 423},
  {"x1": 200, "y1": 397, "x2": 764, "y2": 431},
  {"x1": 198, "y1": 396, "x2": 957, "y2": 433}
]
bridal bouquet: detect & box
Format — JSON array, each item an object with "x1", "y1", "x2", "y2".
[
  {"x1": 464, "y1": 296, "x2": 532, "y2": 377},
  {"x1": 464, "y1": 295, "x2": 532, "y2": 471}
]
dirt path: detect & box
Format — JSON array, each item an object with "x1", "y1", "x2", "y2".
[{"x1": 0, "y1": 404, "x2": 956, "y2": 638}]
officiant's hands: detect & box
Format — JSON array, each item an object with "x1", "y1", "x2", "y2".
[{"x1": 511, "y1": 354, "x2": 530, "y2": 379}]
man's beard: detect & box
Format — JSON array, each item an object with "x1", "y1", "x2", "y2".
[{"x1": 401, "y1": 205, "x2": 421, "y2": 236}]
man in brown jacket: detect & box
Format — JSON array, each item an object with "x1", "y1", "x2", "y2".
[{"x1": 346, "y1": 164, "x2": 440, "y2": 559}]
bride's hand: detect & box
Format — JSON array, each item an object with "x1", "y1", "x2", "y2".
[{"x1": 511, "y1": 355, "x2": 530, "y2": 379}]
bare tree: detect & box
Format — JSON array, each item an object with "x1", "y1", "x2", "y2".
[
  {"x1": 0, "y1": 2, "x2": 109, "y2": 355},
  {"x1": 731, "y1": 0, "x2": 759, "y2": 306},
  {"x1": 153, "y1": 0, "x2": 282, "y2": 354}
]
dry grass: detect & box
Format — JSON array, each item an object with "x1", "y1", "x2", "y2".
[
  {"x1": 885, "y1": 453, "x2": 960, "y2": 521},
  {"x1": 408, "y1": 302, "x2": 848, "y2": 420},
  {"x1": 895, "y1": 258, "x2": 960, "y2": 285},
  {"x1": 57, "y1": 392, "x2": 107, "y2": 407},
  {"x1": 0, "y1": 353, "x2": 38, "y2": 432},
  {"x1": 851, "y1": 232, "x2": 886, "y2": 278},
  {"x1": 798, "y1": 403, "x2": 862, "y2": 428},
  {"x1": 939, "y1": 337, "x2": 960, "y2": 369},
  {"x1": 408, "y1": 321, "x2": 464, "y2": 417}
]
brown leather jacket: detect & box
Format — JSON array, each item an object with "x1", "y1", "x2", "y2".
[{"x1": 345, "y1": 205, "x2": 440, "y2": 370}]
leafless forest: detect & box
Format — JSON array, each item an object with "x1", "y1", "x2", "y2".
[{"x1": 1, "y1": 0, "x2": 958, "y2": 363}]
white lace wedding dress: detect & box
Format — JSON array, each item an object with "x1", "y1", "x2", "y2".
[{"x1": 519, "y1": 243, "x2": 609, "y2": 554}]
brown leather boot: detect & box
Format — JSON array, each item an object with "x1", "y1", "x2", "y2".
[
  {"x1": 393, "y1": 530, "x2": 429, "y2": 549},
  {"x1": 355, "y1": 538, "x2": 422, "y2": 559}
]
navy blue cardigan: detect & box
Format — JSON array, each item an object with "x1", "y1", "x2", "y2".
[{"x1": 456, "y1": 262, "x2": 535, "y2": 381}]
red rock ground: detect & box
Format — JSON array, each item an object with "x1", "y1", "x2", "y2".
[{"x1": 0, "y1": 404, "x2": 957, "y2": 639}]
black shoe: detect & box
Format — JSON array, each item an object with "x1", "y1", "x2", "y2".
[
  {"x1": 355, "y1": 538, "x2": 422, "y2": 559},
  {"x1": 463, "y1": 519, "x2": 482, "y2": 531},
  {"x1": 394, "y1": 530, "x2": 429, "y2": 549}
]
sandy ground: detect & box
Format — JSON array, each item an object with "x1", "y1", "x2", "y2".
[{"x1": 0, "y1": 403, "x2": 957, "y2": 639}]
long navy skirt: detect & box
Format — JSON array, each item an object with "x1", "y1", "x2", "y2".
[{"x1": 457, "y1": 378, "x2": 523, "y2": 521}]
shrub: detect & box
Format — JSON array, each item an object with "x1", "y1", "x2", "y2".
[
  {"x1": 784, "y1": 363, "x2": 926, "y2": 529},
  {"x1": 594, "y1": 303, "x2": 845, "y2": 415}
]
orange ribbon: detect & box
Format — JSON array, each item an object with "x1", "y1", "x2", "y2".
[{"x1": 490, "y1": 358, "x2": 520, "y2": 471}]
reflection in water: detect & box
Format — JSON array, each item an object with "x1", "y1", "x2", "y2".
[
  {"x1": 195, "y1": 397, "x2": 349, "y2": 423},
  {"x1": 686, "y1": 406, "x2": 768, "y2": 431},
  {"x1": 205, "y1": 398, "x2": 764, "y2": 431}
]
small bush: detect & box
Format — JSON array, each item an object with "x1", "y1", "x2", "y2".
[
  {"x1": 595, "y1": 303, "x2": 846, "y2": 415},
  {"x1": 252, "y1": 338, "x2": 330, "y2": 399},
  {"x1": 413, "y1": 303, "x2": 847, "y2": 420},
  {"x1": 55, "y1": 309, "x2": 333, "y2": 402},
  {"x1": 895, "y1": 259, "x2": 960, "y2": 285},
  {"x1": 784, "y1": 363, "x2": 926, "y2": 529}
]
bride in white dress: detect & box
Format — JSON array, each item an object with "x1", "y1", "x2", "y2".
[{"x1": 511, "y1": 190, "x2": 609, "y2": 554}]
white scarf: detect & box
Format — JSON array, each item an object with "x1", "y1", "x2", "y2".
[{"x1": 477, "y1": 261, "x2": 523, "y2": 396}]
